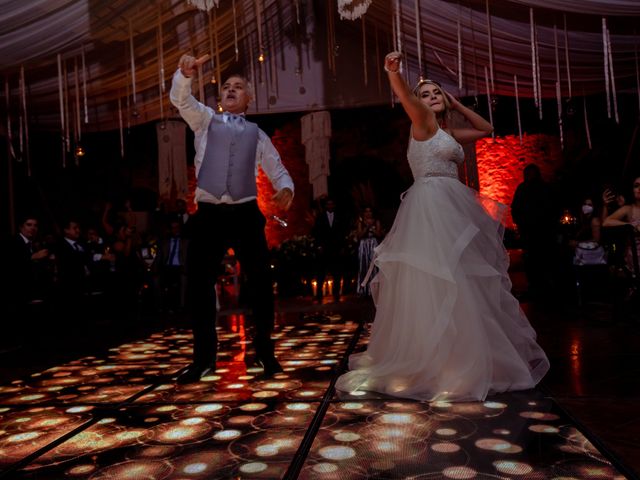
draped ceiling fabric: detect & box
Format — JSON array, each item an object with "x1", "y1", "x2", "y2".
[{"x1": 0, "y1": 0, "x2": 639, "y2": 134}]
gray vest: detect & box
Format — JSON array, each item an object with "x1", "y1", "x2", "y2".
[{"x1": 198, "y1": 113, "x2": 259, "y2": 199}]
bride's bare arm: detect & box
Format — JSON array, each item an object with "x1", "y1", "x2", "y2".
[
  {"x1": 384, "y1": 52, "x2": 437, "y2": 139},
  {"x1": 446, "y1": 93, "x2": 494, "y2": 144}
]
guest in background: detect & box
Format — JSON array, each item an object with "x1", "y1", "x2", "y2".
[
  {"x1": 356, "y1": 205, "x2": 384, "y2": 296},
  {"x1": 85, "y1": 226, "x2": 114, "y2": 294},
  {"x1": 312, "y1": 196, "x2": 349, "y2": 302},
  {"x1": 2, "y1": 214, "x2": 53, "y2": 343},
  {"x1": 170, "y1": 53, "x2": 294, "y2": 383},
  {"x1": 603, "y1": 175, "x2": 640, "y2": 272},
  {"x1": 511, "y1": 164, "x2": 560, "y2": 301},
  {"x1": 601, "y1": 184, "x2": 626, "y2": 222},
  {"x1": 569, "y1": 198, "x2": 603, "y2": 249},
  {"x1": 159, "y1": 218, "x2": 189, "y2": 313},
  {"x1": 174, "y1": 198, "x2": 191, "y2": 225},
  {"x1": 55, "y1": 218, "x2": 91, "y2": 325}
]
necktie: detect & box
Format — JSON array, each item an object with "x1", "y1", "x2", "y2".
[
  {"x1": 168, "y1": 238, "x2": 178, "y2": 265},
  {"x1": 73, "y1": 242, "x2": 81, "y2": 252}
]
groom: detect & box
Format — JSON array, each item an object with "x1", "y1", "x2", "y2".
[{"x1": 170, "y1": 53, "x2": 294, "y2": 383}]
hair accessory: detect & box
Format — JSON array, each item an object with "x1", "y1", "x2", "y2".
[{"x1": 412, "y1": 78, "x2": 442, "y2": 94}]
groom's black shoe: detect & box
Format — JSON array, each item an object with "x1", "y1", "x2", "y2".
[
  {"x1": 245, "y1": 353, "x2": 283, "y2": 377},
  {"x1": 258, "y1": 355, "x2": 283, "y2": 377},
  {"x1": 176, "y1": 363, "x2": 216, "y2": 384}
]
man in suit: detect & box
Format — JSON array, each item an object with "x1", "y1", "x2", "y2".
[
  {"x1": 158, "y1": 218, "x2": 189, "y2": 312},
  {"x1": 170, "y1": 53, "x2": 294, "y2": 383},
  {"x1": 3, "y1": 214, "x2": 52, "y2": 345},
  {"x1": 55, "y1": 218, "x2": 91, "y2": 324},
  {"x1": 312, "y1": 197, "x2": 348, "y2": 302}
]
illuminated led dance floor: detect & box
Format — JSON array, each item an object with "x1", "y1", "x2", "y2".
[{"x1": 0, "y1": 311, "x2": 635, "y2": 479}]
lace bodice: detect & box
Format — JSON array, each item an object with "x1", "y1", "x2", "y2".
[{"x1": 407, "y1": 128, "x2": 464, "y2": 180}]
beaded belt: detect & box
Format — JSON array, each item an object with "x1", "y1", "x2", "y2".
[
  {"x1": 421, "y1": 171, "x2": 459, "y2": 179},
  {"x1": 401, "y1": 172, "x2": 459, "y2": 200}
]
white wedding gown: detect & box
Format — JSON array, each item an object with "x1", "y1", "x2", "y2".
[{"x1": 336, "y1": 128, "x2": 550, "y2": 402}]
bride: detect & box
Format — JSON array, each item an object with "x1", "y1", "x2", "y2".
[{"x1": 335, "y1": 52, "x2": 550, "y2": 402}]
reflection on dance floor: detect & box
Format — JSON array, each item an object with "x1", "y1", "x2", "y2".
[{"x1": 0, "y1": 313, "x2": 631, "y2": 479}]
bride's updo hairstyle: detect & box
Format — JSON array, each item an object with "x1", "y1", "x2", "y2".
[{"x1": 412, "y1": 79, "x2": 451, "y2": 111}]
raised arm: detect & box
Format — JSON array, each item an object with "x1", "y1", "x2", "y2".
[
  {"x1": 384, "y1": 52, "x2": 437, "y2": 139},
  {"x1": 169, "y1": 53, "x2": 211, "y2": 132},
  {"x1": 603, "y1": 205, "x2": 632, "y2": 228}
]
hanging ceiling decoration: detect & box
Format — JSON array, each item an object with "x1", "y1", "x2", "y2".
[
  {"x1": 337, "y1": 0, "x2": 373, "y2": 20},
  {"x1": 187, "y1": 0, "x2": 220, "y2": 11},
  {"x1": 0, "y1": 0, "x2": 639, "y2": 137}
]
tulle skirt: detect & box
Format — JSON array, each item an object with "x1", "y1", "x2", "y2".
[{"x1": 336, "y1": 177, "x2": 550, "y2": 402}]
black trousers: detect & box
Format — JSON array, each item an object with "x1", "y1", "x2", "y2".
[{"x1": 186, "y1": 201, "x2": 275, "y2": 367}]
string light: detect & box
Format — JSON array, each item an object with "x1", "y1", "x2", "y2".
[{"x1": 258, "y1": 51, "x2": 265, "y2": 63}]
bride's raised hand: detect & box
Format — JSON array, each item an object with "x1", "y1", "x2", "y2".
[
  {"x1": 384, "y1": 52, "x2": 402, "y2": 73},
  {"x1": 443, "y1": 90, "x2": 462, "y2": 111}
]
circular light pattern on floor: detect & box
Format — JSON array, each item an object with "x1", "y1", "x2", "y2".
[
  {"x1": 115, "y1": 430, "x2": 146, "y2": 442},
  {"x1": 529, "y1": 424, "x2": 560, "y2": 433},
  {"x1": 195, "y1": 404, "x2": 224, "y2": 413},
  {"x1": 66, "y1": 464, "x2": 96, "y2": 476},
  {"x1": 349, "y1": 390, "x2": 367, "y2": 396},
  {"x1": 213, "y1": 429, "x2": 242, "y2": 441},
  {"x1": 227, "y1": 383, "x2": 245, "y2": 389},
  {"x1": 380, "y1": 413, "x2": 414, "y2": 424},
  {"x1": 181, "y1": 417, "x2": 206, "y2": 425},
  {"x1": 255, "y1": 438, "x2": 296, "y2": 456},
  {"x1": 432, "y1": 442, "x2": 461, "y2": 453},
  {"x1": 334, "y1": 432, "x2": 360, "y2": 442},
  {"x1": 156, "y1": 406, "x2": 178, "y2": 413},
  {"x1": 483, "y1": 402, "x2": 507, "y2": 409},
  {"x1": 520, "y1": 411, "x2": 560, "y2": 421},
  {"x1": 493, "y1": 460, "x2": 533, "y2": 475},
  {"x1": 240, "y1": 403, "x2": 267, "y2": 411},
  {"x1": 297, "y1": 390, "x2": 321, "y2": 397},
  {"x1": 253, "y1": 391, "x2": 279, "y2": 398},
  {"x1": 8, "y1": 431, "x2": 40, "y2": 442},
  {"x1": 239, "y1": 462, "x2": 268, "y2": 473},
  {"x1": 183, "y1": 462, "x2": 207, "y2": 473},
  {"x1": 318, "y1": 445, "x2": 356, "y2": 460},
  {"x1": 89, "y1": 459, "x2": 173, "y2": 479},
  {"x1": 475, "y1": 438, "x2": 522, "y2": 453},
  {"x1": 147, "y1": 420, "x2": 213, "y2": 444},
  {"x1": 443, "y1": 465, "x2": 478, "y2": 478},
  {"x1": 228, "y1": 415, "x2": 254, "y2": 425},
  {"x1": 312, "y1": 462, "x2": 338, "y2": 473}
]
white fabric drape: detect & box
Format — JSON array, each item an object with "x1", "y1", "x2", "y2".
[
  {"x1": 301, "y1": 111, "x2": 331, "y2": 200},
  {"x1": 506, "y1": 0, "x2": 640, "y2": 15},
  {"x1": 157, "y1": 121, "x2": 188, "y2": 203},
  {"x1": 1, "y1": 1, "x2": 639, "y2": 131}
]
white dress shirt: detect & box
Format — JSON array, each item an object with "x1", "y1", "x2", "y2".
[{"x1": 170, "y1": 69, "x2": 294, "y2": 205}]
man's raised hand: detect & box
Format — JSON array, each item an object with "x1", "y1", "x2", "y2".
[{"x1": 178, "y1": 53, "x2": 210, "y2": 78}]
